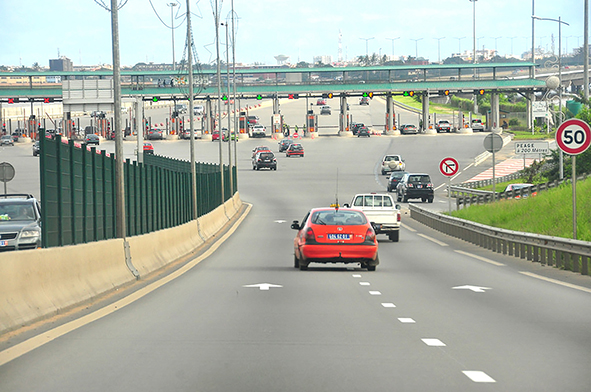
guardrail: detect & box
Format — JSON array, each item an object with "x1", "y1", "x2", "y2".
[
  {"x1": 450, "y1": 173, "x2": 591, "y2": 209},
  {"x1": 409, "y1": 204, "x2": 591, "y2": 276}
]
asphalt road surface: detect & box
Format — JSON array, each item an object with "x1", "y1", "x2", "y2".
[{"x1": 2, "y1": 107, "x2": 591, "y2": 391}]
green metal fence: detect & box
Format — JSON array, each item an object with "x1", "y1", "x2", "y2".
[{"x1": 39, "y1": 133, "x2": 237, "y2": 248}]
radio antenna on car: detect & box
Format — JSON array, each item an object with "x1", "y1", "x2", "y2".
[{"x1": 334, "y1": 168, "x2": 340, "y2": 210}]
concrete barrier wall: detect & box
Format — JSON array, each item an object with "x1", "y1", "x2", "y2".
[{"x1": 0, "y1": 193, "x2": 243, "y2": 334}]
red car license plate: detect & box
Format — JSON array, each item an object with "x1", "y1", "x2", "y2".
[{"x1": 328, "y1": 233, "x2": 351, "y2": 240}]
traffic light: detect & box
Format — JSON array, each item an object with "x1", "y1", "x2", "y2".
[
  {"x1": 476, "y1": 89, "x2": 485, "y2": 95},
  {"x1": 222, "y1": 94, "x2": 228, "y2": 102},
  {"x1": 327, "y1": 92, "x2": 334, "y2": 99},
  {"x1": 402, "y1": 91, "x2": 415, "y2": 97},
  {"x1": 7, "y1": 98, "x2": 18, "y2": 104},
  {"x1": 256, "y1": 94, "x2": 263, "y2": 100},
  {"x1": 152, "y1": 96, "x2": 160, "y2": 102},
  {"x1": 288, "y1": 93, "x2": 299, "y2": 99},
  {"x1": 43, "y1": 97, "x2": 54, "y2": 103},
  {"x1": 440, "y1": 90, "x2": 450, "y2": 96},
  {"x1": 362, "y1": 92, "x2": 373, "y2": 98}
]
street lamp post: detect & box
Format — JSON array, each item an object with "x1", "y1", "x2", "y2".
[
  {"x1": 492, "y1": 36, "x2": 502, "y2": 56},
  {"x1": 470, "y1": 0, "x2": 477, "y2": 64},
  {"x1": 411, "y1": 38, "x2": 423, "y2": 58},
  {"x1": 508, "y1": 36, "x2": 517, "y2": 56},
  {"x1": 359, "y1": 37, "x2": 374, "y2": 57},
  {"x1": 167, "y1": 2, "x2": 178, "y2": 71},
  {"x1": 386, "y1": 37, "x2": 400, "y2": 58},
  {"x1": 532, "y1": 15, "x2": 569, "y2": 180},
  {"x1": 434, "y1": 37, "x2": 445, "y2": 63},
  {"x1": 454, "y1": 36, "x2": 466, "y2": 55}
]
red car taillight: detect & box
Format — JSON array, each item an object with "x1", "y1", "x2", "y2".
[
  {"x1": 397, "y1": 212, "x2": 401, "y2": 222},
  {"x1": 365, "y1": 227, "x2": 376, "y2": 242},
  {"x1": 304, "y1": 227, "x2": 315, "y2": 243},
  {"x1": 426, "y1": 183, "x2": 433, "y2": 188}
]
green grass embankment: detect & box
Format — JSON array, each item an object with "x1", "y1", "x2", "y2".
[{"x1": 450, "y1": 177, "x2": 591, "y2": 241}]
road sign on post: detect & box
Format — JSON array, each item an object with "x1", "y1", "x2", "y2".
[
  {"x1": 0, "y1": 162, "x2": 15, "y2": 195},
  {"x1": 556, "y1": 119, "x2": 591, "y2": 240},
  {"x1": 439, "y1": 157, "x2": 459, "y2": 213},
  {"x1": 483, "y1": 133, "x2": 504, "y2": 196}
]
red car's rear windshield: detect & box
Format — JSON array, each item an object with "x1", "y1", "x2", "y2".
[{"x1": 311, "y1": 210, "x2": 367, "y2": 226}]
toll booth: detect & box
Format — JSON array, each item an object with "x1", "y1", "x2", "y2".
[
  {"x1": 239, "y1": 111, "x2": 247, "y2": 134},
  {"x1": 307, "y1": 111, "x2": 316, "y2": 134}
]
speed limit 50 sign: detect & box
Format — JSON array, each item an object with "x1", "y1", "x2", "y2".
[{"x1": 556, "y1": 119, "x2": 591, "y2": 155}]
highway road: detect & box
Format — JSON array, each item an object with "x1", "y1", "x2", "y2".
[{"x1": 2, "y1": 101, "x2": 591, "y2": 391}]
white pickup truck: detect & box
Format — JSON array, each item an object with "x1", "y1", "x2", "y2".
[{"x1": 346, "y1": 193, "x2": 401, "y2": 242}]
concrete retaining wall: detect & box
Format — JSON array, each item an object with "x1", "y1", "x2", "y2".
[{"x1": 0, "y1": 193, "x2": 243, "y2": 334}]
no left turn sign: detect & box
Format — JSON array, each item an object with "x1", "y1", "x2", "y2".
[
  {"x1": 556, "y1": 119, "x2": 591, "y2": 155},
  {"x1": 439, "y1": 157, "x2": 459, "y2": 177}
]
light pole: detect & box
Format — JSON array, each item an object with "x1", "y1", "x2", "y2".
[
  {"x1": 411, "y1": 38, "x2": 423, "y2": 58},
  {"x1": 434, "y1": 37, "x2": 445, "y2": 63},
  {"x1": 492, "y1": 36, "x2": 502, "y2": 56},
  {"x1": 454, "y1": 36, "x2": 466, "y2": 55},
  {"x1": 532, "y1": 15, "x2": 569, "y2": 179},
  {"x1": 386, "y1": 37, "x2": 400, "y2": 58},
  {"x1": 167, "y1": 2, "x2": 178, "y2": 71},
  {"x1": 359, "y1": 37, "x2": 374, "y2": 57},
  {"x1": 508, "y1": 36, "x2": 517, "y2": 56},
  {"x1": 470, "y1": 0, "x2": 477, "y2": 64}
]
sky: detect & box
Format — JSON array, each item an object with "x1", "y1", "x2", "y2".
[{"x1": 0, "y1": 0, "x2": 588, "y2": 68}]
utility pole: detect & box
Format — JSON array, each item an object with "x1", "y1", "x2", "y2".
[
  {"x1": 585, "y1": 0, "x2": 589, "y2": 100},
  {"x1": 386, "y1": 37, "x2": 400, "y2": 58},
  {"x1": 359, "y1": 37, "x2": 374, "y2": 57},
  {"x1": 434, "y1": 37, "x2": 445, "y2": 63},
  {"x1": 186, "y1": 0, "x2": 197, "y2": 219},
  {"x1": 110, "y1": 0, "x2": 125, "y2": 240},
  {"x1": 215, "y1": 0, "x2": 225, "y2": 204},
  {"x1": 168, "y1": 3, "x2": 178, "y2": 71}
]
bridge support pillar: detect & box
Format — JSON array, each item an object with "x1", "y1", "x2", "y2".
[
  {"x1": 423, "y1": 91, "x2": 436, "y2": 134},
  {"x1": 385, "y1": 95, "x2": 399, "y2": 135},
  {"x1": 204, "y1": 97, "x2": 213, "y2": 140},
  {"x1": 135, "y1": 97, "x2": 144, "y2": 163},
  {"x1": 527, "y1": 92, "x2": 533, "y2": 133}
]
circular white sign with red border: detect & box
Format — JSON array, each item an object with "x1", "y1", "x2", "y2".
[
  {"x1": 439, "y1": 157, "x2": 459, "y2": 177},
  {"x1": 556, "y1": 119, "x2": 591, "y2": 155}
]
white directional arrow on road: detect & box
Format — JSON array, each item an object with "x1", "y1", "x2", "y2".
[
  {"x1": 453, "y1": 285, "x2": 491, "y2": 293},
  {"x1": 243, "y1": 283, "x2": 283, "y2": 291}
]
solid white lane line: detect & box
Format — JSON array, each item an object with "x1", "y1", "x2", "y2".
[
  {"x1": 454, "y1": 250, "x2": 505, "y2": 266},
  {"x1": 421, "y1": 338, "x2": 446, "y2": 347},
  {"x1": 398, "y1": 318, "x2": 416, "y2": 323},
  {"x1": 417, "y1": 233, "x2": 449, "y2": 247},
  {"x1": 381, "y1": 303, "x2": 396, "y2": 308},
  {"x1": 462, "y1": 371, "x2": 496, "y2": 383},
  {"x1": 369, "y1": 291, "x2": 382, "y2": 295},
  {"x1": 359, "y1": 282, "x2": 371, "y2": 286},
  {"x1": 519, "y1": 271, "x2": 591, "y2": 294}
]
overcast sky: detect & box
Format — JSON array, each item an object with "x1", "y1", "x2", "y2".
[{"x1": 0, "y1": 0, "x2": 587, "y2": 67}]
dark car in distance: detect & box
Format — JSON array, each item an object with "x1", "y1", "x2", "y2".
[
  {"x1": 146, "y1": 129, "x2": 163, "y2": 140},
  {"x1": 278, "y1": 138, "x2": 294, "y2": 152},
  {"x1": 84, "y1": 134, "x2": 100, "y2": 145},
  {"x1": 252, "y1": 151, "x2": 277, "y2": 170},
  {"x1": 0, "y1": 194, "x2": 42, "y2": 251},
  {"x1": 396, "y1": 173, "x2": 434, "y2": 203},
  {"x1": 400, "y1": 124, "x2": 418, "y2": 135},
  {"x1": 387, "y1": 171, "x2": 408, "y2": 192},
  {"x1": 357, "y1": 126, "x2": 370, "y2": 137}
]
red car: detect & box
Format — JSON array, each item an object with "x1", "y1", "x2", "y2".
[
  {"x1": 143, "y1": 142, "x2": 154, "y2": 154},
  {"x1": 316, "y1": 98, "x2": 327, "y2": 106},
  {"x1": 286, "y1": 143, "x2": 304, "y2": 157},
  {"x1": 291, "y1": 206, "x2": 379, "y2": 271},
  {"x1": 211, "y1": 130, "x2": 227, "y2": 142},
  {"x1": 252, "y1": 145, "x2": 271, "y2": 157}
]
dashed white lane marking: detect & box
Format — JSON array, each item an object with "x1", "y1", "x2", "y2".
[
  {"x1": 369, "y1": 291, "x2": 382, "y2": 295},
  {"x1": 422, "y1": 338, "x2": 446, "y2": 347},
  {"x1": 401, "y1": 223, "x2": 416, "y2": 232},
  {"x1": 519, "y1": 272, "x2": 591, "y2": 294},
  {"x1": 359, "y1": 282, "x2": 370, "y2": 286},
  {"x1": 352, "y1": 274, "x2": 362, "y2": 278},
  {"x1": 398, "y1": 318, "x2": 416, "y2": 323},
  {"x1": 381, "y1": 303, "x2": 396, "y2": 308},
  {"x1": 454, "y1": 250, "x2": 505, "y2": 266},
  {"x1": 462, "y1": 371, "x2": 496, "y2": 383},
  {"x1": 417, "y1": 233, "x2": 449, "y2": 247}
]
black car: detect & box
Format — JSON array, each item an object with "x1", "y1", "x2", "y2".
[
  {"x1": 396, "y1": 173, "x2": 434, "y2": 203},
  {"x1": 0, "y1": 194, "x2": 42, "y2": 251},
  {"x1": 146, "y1": 129, "x2": 164, "y2": 140},
  {"x1": 84, "y1": 134, "x2": 100, "y2": 145},
  {"x1": 252, "y1": 151, "x2": 277, "y2": 170},
  {"x1": 278, "y1": 138, "x2": 294, "y2": 152},
  {"x1": 387, "y1": 171, "x2": 408, "y2": 192},
  {"x1": 351, "y1": 123, "x2": 365, "y2": 135},
  {"x1": 32, "y1": 141, "x2": 40, "y2": 156},
  {"x1": 357, "y1": 126, "x2": 370, "y2": 137}
]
